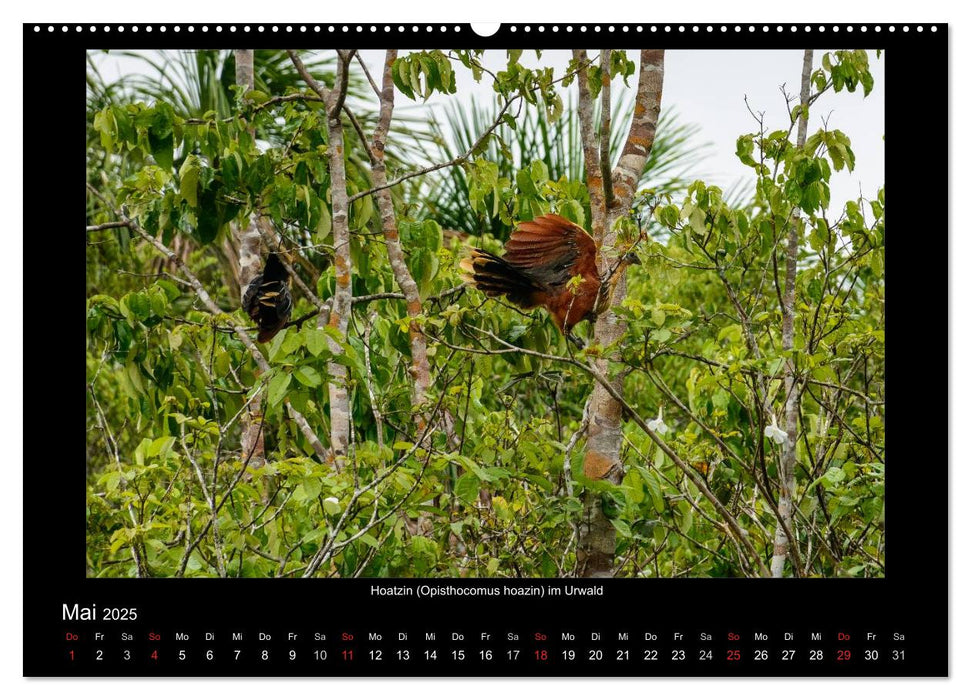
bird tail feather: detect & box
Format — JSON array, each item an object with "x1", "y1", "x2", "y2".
[{"x1": 460, "y1": 249, "x2": 541, "y2": 309}]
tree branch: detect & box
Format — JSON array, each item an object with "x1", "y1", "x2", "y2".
[
  {"x1": 572, "y1": 49, "x2": 606, "y2": 238},
  {"x1": 599, "y1": 50, "x2": 614, "y2": 211},
  {"x1": 771, "y1": 48, "x2": 813, "y2": 579},
  {"x1": 348, "y1": 96, "x2": 518, "y2": 204},
  {"x1": 612, "y1": 49, "x2": 665, "y2": 209},
  {"x1": 434, "y1": 325, "x2": 772, "y2": 578},
  {"x1": 86, "y1": 183, "x2": 329, "y2": 463}
]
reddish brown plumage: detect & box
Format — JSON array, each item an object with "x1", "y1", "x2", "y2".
[{"x1": 460, "y1": 214, "x2": 633, "y2": 337}]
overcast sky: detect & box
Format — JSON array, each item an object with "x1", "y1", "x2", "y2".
[{"x1": 93, "y1": 48, "x2": 884, "y2": 217}]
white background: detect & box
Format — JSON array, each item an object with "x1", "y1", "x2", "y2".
[{"x1": 3, "y1": 1, "x2": 963, "y2": 698}]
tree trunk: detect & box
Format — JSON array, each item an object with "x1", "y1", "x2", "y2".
[
  {"x1": 323, "y1": 53, "x2": 353, "y2": 469},
  {"x1": 371, "y1": 50, "x2": 433, "y2": 428},
  {"x1": 233, "y1": 48, "x2": 266, "y2": 469},
  {"x1": 771, "y1": 49, "x2": 813, "y2": 577},
  {"x1": 286, "y1": 50, "x2": 358, "y2": 467},
  {"x1": 576, "y1": 49, "x2": 665, "y2": 578}
]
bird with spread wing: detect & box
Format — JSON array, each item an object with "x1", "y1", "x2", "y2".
[{"x1": 460, "y1": 214, "x2": 639, "y2": 346}]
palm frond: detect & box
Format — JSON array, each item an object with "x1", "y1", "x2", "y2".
[{"x1": 415, "y1": 95, "x2": 712, "y2": 236}]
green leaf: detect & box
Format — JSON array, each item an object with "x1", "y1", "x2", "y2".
[
  {"x1": 305, "y1": 328, "x2": 329, "y2": 357},
  {"x1": 322, "y1": 496, "x2": 341, "y2": 515},
  {"x1": 611, "y1": 519, "x2": 632, "y2": 538},
  {"x1": 294, "y1": 365, "x2": 323, "y2": 388},
  {"x1": 516, "y1": 168, "x2": 537, "y2": 197},
  {"x1": 147, "y1": 105, "x2": 175, "y2": 171},
  {"x1": 455, "y1": 473, "x2": 480, "y2": 503},
  {"x1": 179, "y1": 161, "x2": 199, "y2": 207},
  {"x1": 195, "y1": 183, "x2": 223, "y2": 244},
  {"x1": 392, "y1": 58, "x2": 415, "y2": 100},
  {"x1": 147, "y1": 436, "x2": 176, "y2": 460},
  {"x1": 316, "y1": 201, "x2": 332, "y2": 241},
  {"x1": 126, "y1": 292, "x2": 151, "y2": 321},
  {"x1": 267, "y1": 372, "x2": 292, "y2": 407}
]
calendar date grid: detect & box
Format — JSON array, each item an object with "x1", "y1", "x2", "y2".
[{"x1": 60, "y1": 626, "x2": 909, "y2": 671}]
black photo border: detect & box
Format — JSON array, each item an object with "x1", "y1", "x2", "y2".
[{"x1": 24, "y1": 22, "x2": 948, "y2": 678}]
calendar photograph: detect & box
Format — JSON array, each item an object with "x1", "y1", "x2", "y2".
[{"x1": 85, "y1": 45, "x2": 886, "y2": 580}]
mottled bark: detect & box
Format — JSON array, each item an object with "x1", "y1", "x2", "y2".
[
  {"x1": 371, "y1": 50, "x2": 432, "y2": 426},
  {"x1": 288, "y1": 49, "x2": 355, "y2": 469},
  {"x1": 571, "y1": 49, "x2": 606, "y2": 241},
  {"x1": 599, "y1": 50, "x2": 614, "y2": 211},
  {"x1": 324, "y1": 56, "x2": 353, "y2": 469},
  {"x1": 236, "y1": 227, "x2": 261, "y2": 295},
  {"x1": 235, "y1": 48, "x2": 254, "y2": 91},
  {"x1": 612, "y1": 50, "x2": 665, "y2": 208},
  {"x1": 577, "y1": 50, "x2": 664, "y2": 578},
  {"x1": 236, "y1": 219, "x2": 265, "y2": 468},
  {"x1": 771, "y1": 49, "x2": 813, "y2": 578}
]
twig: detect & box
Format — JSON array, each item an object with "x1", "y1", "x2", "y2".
[
  {"x1": 599, "y1": 49, "x2": 614, "y2": 210},
  {"x1": 355, "y1": 52, "x2": 382, "y2": 99},
  {"x1": 347, "y1": 96, "x2": 518, "y2": 204},
  {"x1": 562, "y1": 396, "x2": 592, "y2": 498},
  {"x1": 86, "y1": 221, "x2": 130, "y2": 232},
  {"x1": 435, "y1": 324, "x2": 772, "y2": 577},
  {"x1": 361, "y1": 311, "x2": 386, "y2": 450}
]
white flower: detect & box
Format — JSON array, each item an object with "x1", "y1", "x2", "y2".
[
  {"x1": 647, "y1": 406, "x2": 669, "y2": 435},
  {"x1": 764, "y1": 417, "x2": 788, "y2": 445}
]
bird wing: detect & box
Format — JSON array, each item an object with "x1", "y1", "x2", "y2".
[
  {"x1": 501, "y1": 214, "x2": 597, "y2": 288},
  {"x1": 242, "y1": 273, "x2": 264, "y2": 320}
]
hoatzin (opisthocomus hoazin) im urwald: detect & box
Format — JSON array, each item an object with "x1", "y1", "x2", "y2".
[
  {"x1": 243, "y1": 252, "x2": 293, "y2": 342},
  {"x1": 460, "y1": 214, "x2": 639, "y2": 347}
]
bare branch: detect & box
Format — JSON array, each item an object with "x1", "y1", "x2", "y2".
[
  {"x1": 330, "y1": 49, "x2": 355, "y2": 118},
  {"x1": 572, "y1": 48, "x2": 606, "y2": 238},
  {"x1": 348, "y1": 96, "x2": 518, "y2": 204},
  {"x1": 355, "y1": 51, "x2": 382, "y2": 98},
  {"x1": 286, "y1": 49, "x2": 331, "y2": 104},
  {"x1": 86, "y1": 221, "x2": 129, "y2": 232},
  {"x1": 599, "y1": 50, "x2": 614, "y2": 211}
]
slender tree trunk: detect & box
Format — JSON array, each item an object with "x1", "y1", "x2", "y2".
[
  {"x1": 771, "y1": 49, "x2": 813, "y2": 578},
  {"x1": 576, "y1": 50, "x2": 665, "y2": 577},
  {"x1": 571, "y1": 50, "x2": 607, "y2": 241},
  {"x1": 233, "y1": 48, "x2": 266, "y2": 469},
  {"x1": 323, "y1": 53, "x2": 353, "y2": 469},
  {"x1": 287, "y1": 50, "x2": 358, "y2": 467},
  {"x1": 371, "y1": 50, "x2": 433, "y2": 426}
]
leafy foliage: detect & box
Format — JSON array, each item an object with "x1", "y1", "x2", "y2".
[
  {"x1": 416, "y1": 97, "x2": 710, "y2": 237},
  {"x1": 86, "y1": 49, "x2": 884, "y2": 578}
]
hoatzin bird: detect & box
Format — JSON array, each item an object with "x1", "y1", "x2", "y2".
[
  {"x1": 243, "y1": 252, "x2": 293, "y2": 343},
  {"x1": 460, "y1": 214, "x2": 639, "y2": 347}
]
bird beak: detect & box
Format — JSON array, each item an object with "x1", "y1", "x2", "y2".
[{"x1": 624, "y1": 252, "x2": 641, "y2": 266}]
